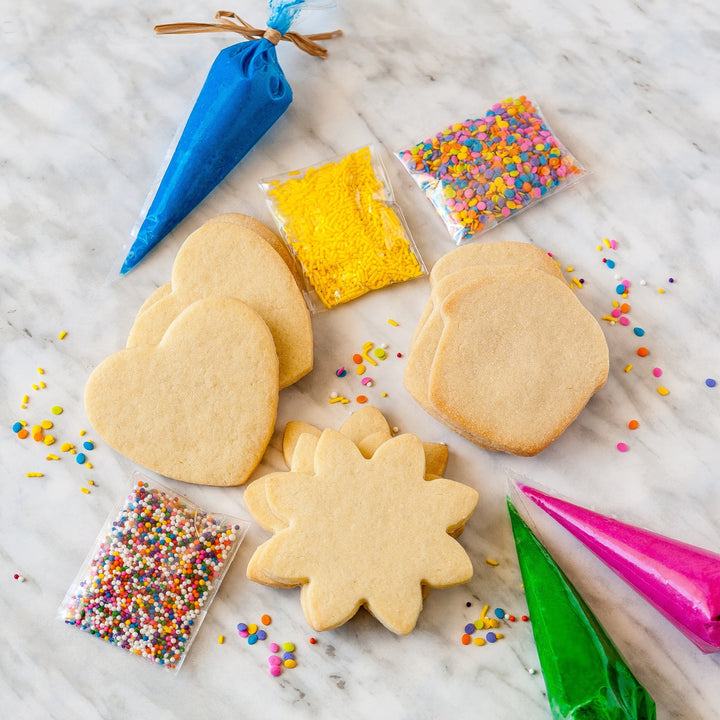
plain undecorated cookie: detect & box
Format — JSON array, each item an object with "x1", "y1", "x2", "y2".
[
  {"x1": 127, "y1": 219, "x2": 312, "y2": 389},
  {"x1": 85, "y1": 296, "x2": 279, "y2": 486},
  {"x1": 247, "y1": 430, "x2": 477, "y2": 634},
  {"x1": 428, "y1": 267, "x2": 609, "y2": 455}
]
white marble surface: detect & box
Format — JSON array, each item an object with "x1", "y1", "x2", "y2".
[{"x1": 2, "y1": 0, "x2": 720, "y2": 718}]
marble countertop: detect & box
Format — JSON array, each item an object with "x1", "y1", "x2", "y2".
[{"x1": 2, "y1": 1, "x2": 720, "y2": 718}]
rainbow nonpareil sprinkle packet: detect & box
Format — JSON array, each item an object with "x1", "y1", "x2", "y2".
[
  {"x1": 397, "y1": 96, "x2": 586, "y2": 244},
  {"x1": 58, "y1": 474, "x2": 248, "y2": 672}
]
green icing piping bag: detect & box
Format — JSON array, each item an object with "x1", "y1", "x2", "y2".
[{"x1": 508, "y1": 499, "x2": 656, "y2": 720}]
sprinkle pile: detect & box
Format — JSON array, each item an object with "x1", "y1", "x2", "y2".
[
  {"x1": 398, "y1": 96, "x2": 585, "y2": 243},
  {"x1": 263, "y1": 146, "x2": 425, "y2": 309},
  {"x1": 329, "y1": 324, "x2": 401, "y2": 405},
  {"x1": 235, "y1": 614, "x2": 304, "y2": 677},
  {"x1": 460, "y1": 603, "x2": 529, "y2": 647},
  {"x1": 60, "y1": 479, "x2": 246, "y2": 671},
  {"x1": 12, "y1": 366, "x2": 98, "y2": 487}
]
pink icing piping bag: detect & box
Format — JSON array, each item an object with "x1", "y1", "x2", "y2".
[{"x1": 514, "y1": 480, "x2": 720, "y2": 653}]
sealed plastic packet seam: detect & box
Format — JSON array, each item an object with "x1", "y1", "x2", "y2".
[
  {"x1": 396, "y1": 95, "x2": 586, "y2": 245},
  {"x1": 260, "y1": 145, "x2": 427, "y2": 312},
  {"x1": 58, "y1": 473, "x2": 249, "y2": 673}
]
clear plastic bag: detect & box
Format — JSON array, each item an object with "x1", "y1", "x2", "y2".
[
  {"x1": 58, "y1": 473, "x2": 248, "y2": 672},
  {"x1": 397, "y1": 96, "x2": 586, "y2": 244},
  {"x1": 260, "y1": 145, "x2": 427, "y2": 311}
]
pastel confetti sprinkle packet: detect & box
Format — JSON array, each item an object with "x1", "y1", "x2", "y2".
[
  {"x1": 58, "y1": 474, "x2": 248, "y2": 672},
  {"x1": 397, "y1": 96, "x2": 586, "y2": 244},
  {"x1": 261, "y1": 146, "x2": 426, "y2": 311}
]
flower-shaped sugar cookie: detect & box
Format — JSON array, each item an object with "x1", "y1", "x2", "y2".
[{"x1": 246, "y1": 429, "x2": 478, "y2": 634}]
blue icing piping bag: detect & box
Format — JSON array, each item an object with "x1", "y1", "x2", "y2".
[{"x1": 121, "y1": 6, "x2": 341, "y2": 274}]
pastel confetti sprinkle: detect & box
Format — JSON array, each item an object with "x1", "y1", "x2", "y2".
[{"x1": 398, "y1": 96, "x2": 585, "y2": 243}]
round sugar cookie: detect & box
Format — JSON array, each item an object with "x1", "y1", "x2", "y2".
[
  {"x1": 126, "y1": 219, "x2": 313, "y2": 389},
  {"x1": 85, "y1": 296, "x2": 279, "y2": 486},
  {"x1": 428, "y1": 267, "x2": 608, "y2": 456}
]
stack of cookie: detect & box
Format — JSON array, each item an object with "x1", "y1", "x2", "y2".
[
  {"x1": 84, "y1": 214, "x2": 313, "y2": 486},
  {"x1": 245, "y1": 407, "x2": 478, "y2": 635},
  {"x1": 404, "y1": 241, "x2": 609, "y2": 456}
]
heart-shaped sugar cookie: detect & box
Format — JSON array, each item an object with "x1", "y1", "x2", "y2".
[
  {"x1": 85, "y1": 296, "x2": 279, "y2": 486},
  {"x1": 127, "y1": 219, "x2": 312, "y2": 389}
]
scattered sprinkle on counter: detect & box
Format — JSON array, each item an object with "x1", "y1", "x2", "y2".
[
  {"x1": 616, "y1": 442, "x2": 629, "y2": 453},
  {"x1": 459, "y1": 603, "x2": 527, "y2": 647},
  {"x1": 706, "y1": 378, "x2": 717, "y2": 388},
  {"x1": 58, "y1": 330, "x2": 67, "y2": 339}
]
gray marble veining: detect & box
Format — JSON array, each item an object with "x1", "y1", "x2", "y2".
[{"x1": 2, "y1": 1, "x2": 720, "y2": 718}]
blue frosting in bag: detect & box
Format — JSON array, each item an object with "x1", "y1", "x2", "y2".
[{"x1": 121, "y1": 38, "x2": 291, "y2": 274}]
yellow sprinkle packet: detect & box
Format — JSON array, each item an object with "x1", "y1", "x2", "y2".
[{"x1": 260, "y1": 146, "x2": 426, "y2": 311}]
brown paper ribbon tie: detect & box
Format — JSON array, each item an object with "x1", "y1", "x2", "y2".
[{"x1": 154, "y1": 10, "x2": 342, "y2": 59}]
